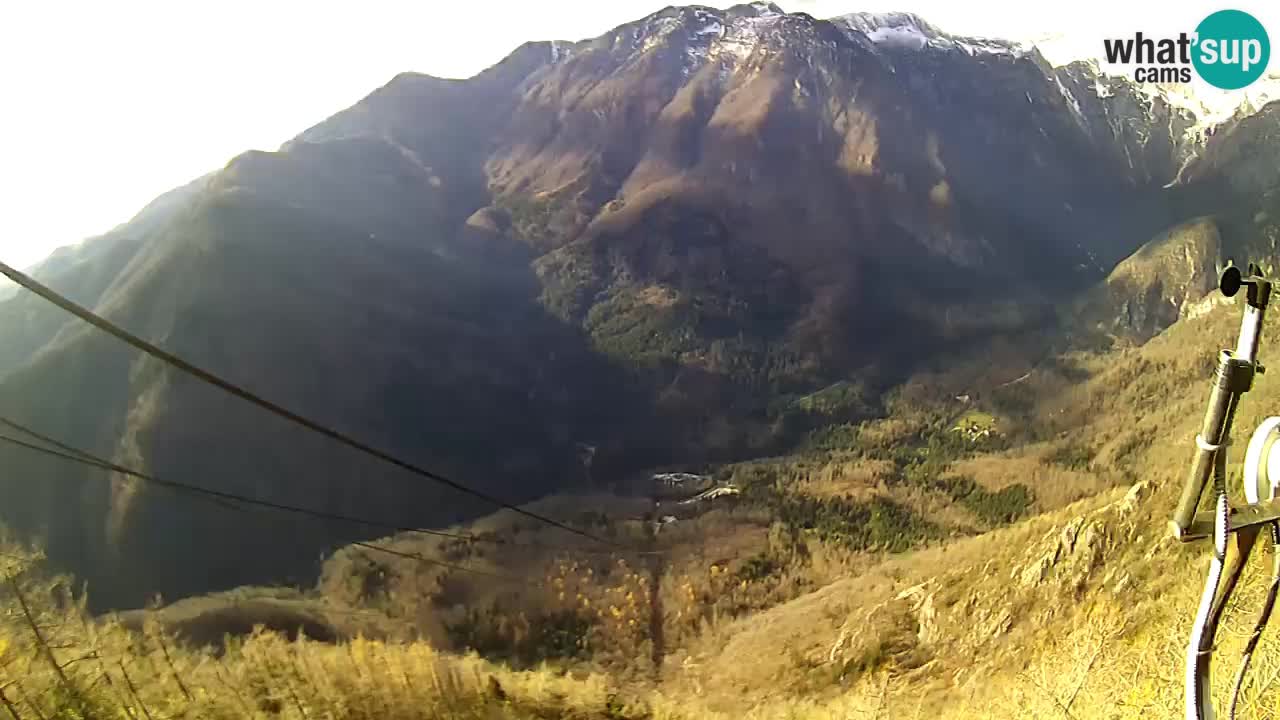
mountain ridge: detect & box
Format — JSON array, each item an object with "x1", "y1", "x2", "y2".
[{"x1": 0, "y1": 1, "x2": 1275, "y2": 611}]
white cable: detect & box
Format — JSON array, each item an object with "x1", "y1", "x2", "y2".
[{"x1": 1187, "y1": 492, "x2": 1230, "y2": 720}]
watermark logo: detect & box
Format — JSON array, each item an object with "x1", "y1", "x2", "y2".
[
  {"x1": 1102, "y1": 9, "x2": 1270, "y2": 89},
  {"x1": 1194, "y1": 10, "x2": 1269, "y2": 89}
]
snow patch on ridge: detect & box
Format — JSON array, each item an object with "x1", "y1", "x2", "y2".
[
  {"x1": 1054, "y1": 75, "x2": 1085, "y2": 120},
  {"x1": 548, "y1": 41, "x2": 574, "y2": 63},
  {"x1": 834, "y1": 11, "x2": 1025, "y2": 57},
  {"x1": 865, "y1": 25, "x2": 929, "y2": 50}
]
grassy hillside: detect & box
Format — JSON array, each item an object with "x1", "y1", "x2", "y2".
[
  {"x1": 647, "y1": 284, "x2": 1280, "y2": 717},
  {"x1": 0, "y1": 548, "x2": 657, "y2": 720}
]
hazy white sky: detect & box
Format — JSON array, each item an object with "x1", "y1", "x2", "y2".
[{"x1": 0, "y1": 0, "x2": 1275, "y2": 269}]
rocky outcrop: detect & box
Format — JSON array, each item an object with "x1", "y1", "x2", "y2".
[
  {"x1": 1013, "y1": 481, "x2": 1149, "y2": 591},
  {"x1": 827, "y1": 579, "x2": 938, "y2": 678},
  {"x1": 924, "y1": 482, "x2": 1146, "y2": 669}
]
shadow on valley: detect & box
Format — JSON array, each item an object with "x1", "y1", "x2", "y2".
[{"x1": 0, "y1": 186, "x2": 667, "y2": 612}]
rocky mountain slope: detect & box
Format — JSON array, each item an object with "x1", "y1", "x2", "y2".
[
  {"x1": 1074, "y1": 216, "x2": 1223, "y2": 342},
  {"x1": 0, "y1": 2, "x2": 1272, "y2": 610}
]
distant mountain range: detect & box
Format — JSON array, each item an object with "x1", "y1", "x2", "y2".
[{"x1": 1, "y1": 1, "x2": 1277, "y2": 609}]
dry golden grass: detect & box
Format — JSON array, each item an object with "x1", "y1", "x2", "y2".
[
  {"x1": 790, "y1": 458, "x2": 892, "y2": 501},
  {"x1": 951, "y1": 450, "x2": 1115, "y2": 510},
  {"x1": 647, "y1": 296, "x2": 1280, "y2": 718},
  {"x1": 0, "y1": 548, "x2": 662, "y2": 720}
]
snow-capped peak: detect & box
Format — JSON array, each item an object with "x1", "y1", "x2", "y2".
[
  {"x1": 1139, "y1": 72, "x2": 1280, "y2": 137},
  {"x1": 835, "y1": 11, "x2": 1023, "y2": 56},
  {"x1": 731, "y1": 2, "x2": 784, "y2": 19},
  {"x1": 837, "y1": 11, "x2": 942, "y2": 40}
]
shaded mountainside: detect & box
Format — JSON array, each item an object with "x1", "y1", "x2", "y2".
[
  {"x1": 0, "y1": 138, "x2": 652, "y2": 608},
  {"x1": 0, "y1": 2, "x2": 1268, "y2": 609},
  {"x1": 1180, "y1": 100, "x2": 1280, "y2": 264},
  {"x1": 0, "y1": 176, "x2": 211, "y2": 374}
]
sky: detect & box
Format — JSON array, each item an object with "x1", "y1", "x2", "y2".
[{"x1": 1, "y1": 0, "x2": 1278, "y2": 270}]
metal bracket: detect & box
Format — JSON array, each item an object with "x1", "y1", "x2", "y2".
[
  {"x1": 1178, "y1": 498, "x2": 1280, "y2": 541},
  {"x1": 1220, "y1": 354, "x2": 1257, "y2": 393}
]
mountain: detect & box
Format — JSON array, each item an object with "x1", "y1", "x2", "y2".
[
  {"x1": 0, "y1": 2, "x2": 1267, "y2": 610},
  {"x1": 1074, "y1": 216, "x2": 1222, "y2": 343}
]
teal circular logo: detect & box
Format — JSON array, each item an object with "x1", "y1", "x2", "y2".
[{"x1": 1193, "y1": 10, "x2": 1270, "y2": 90}]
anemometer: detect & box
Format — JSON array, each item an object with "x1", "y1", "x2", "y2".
[{"x1": 1171, "y1": 263, "x2": 1280, "y2": 719}]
